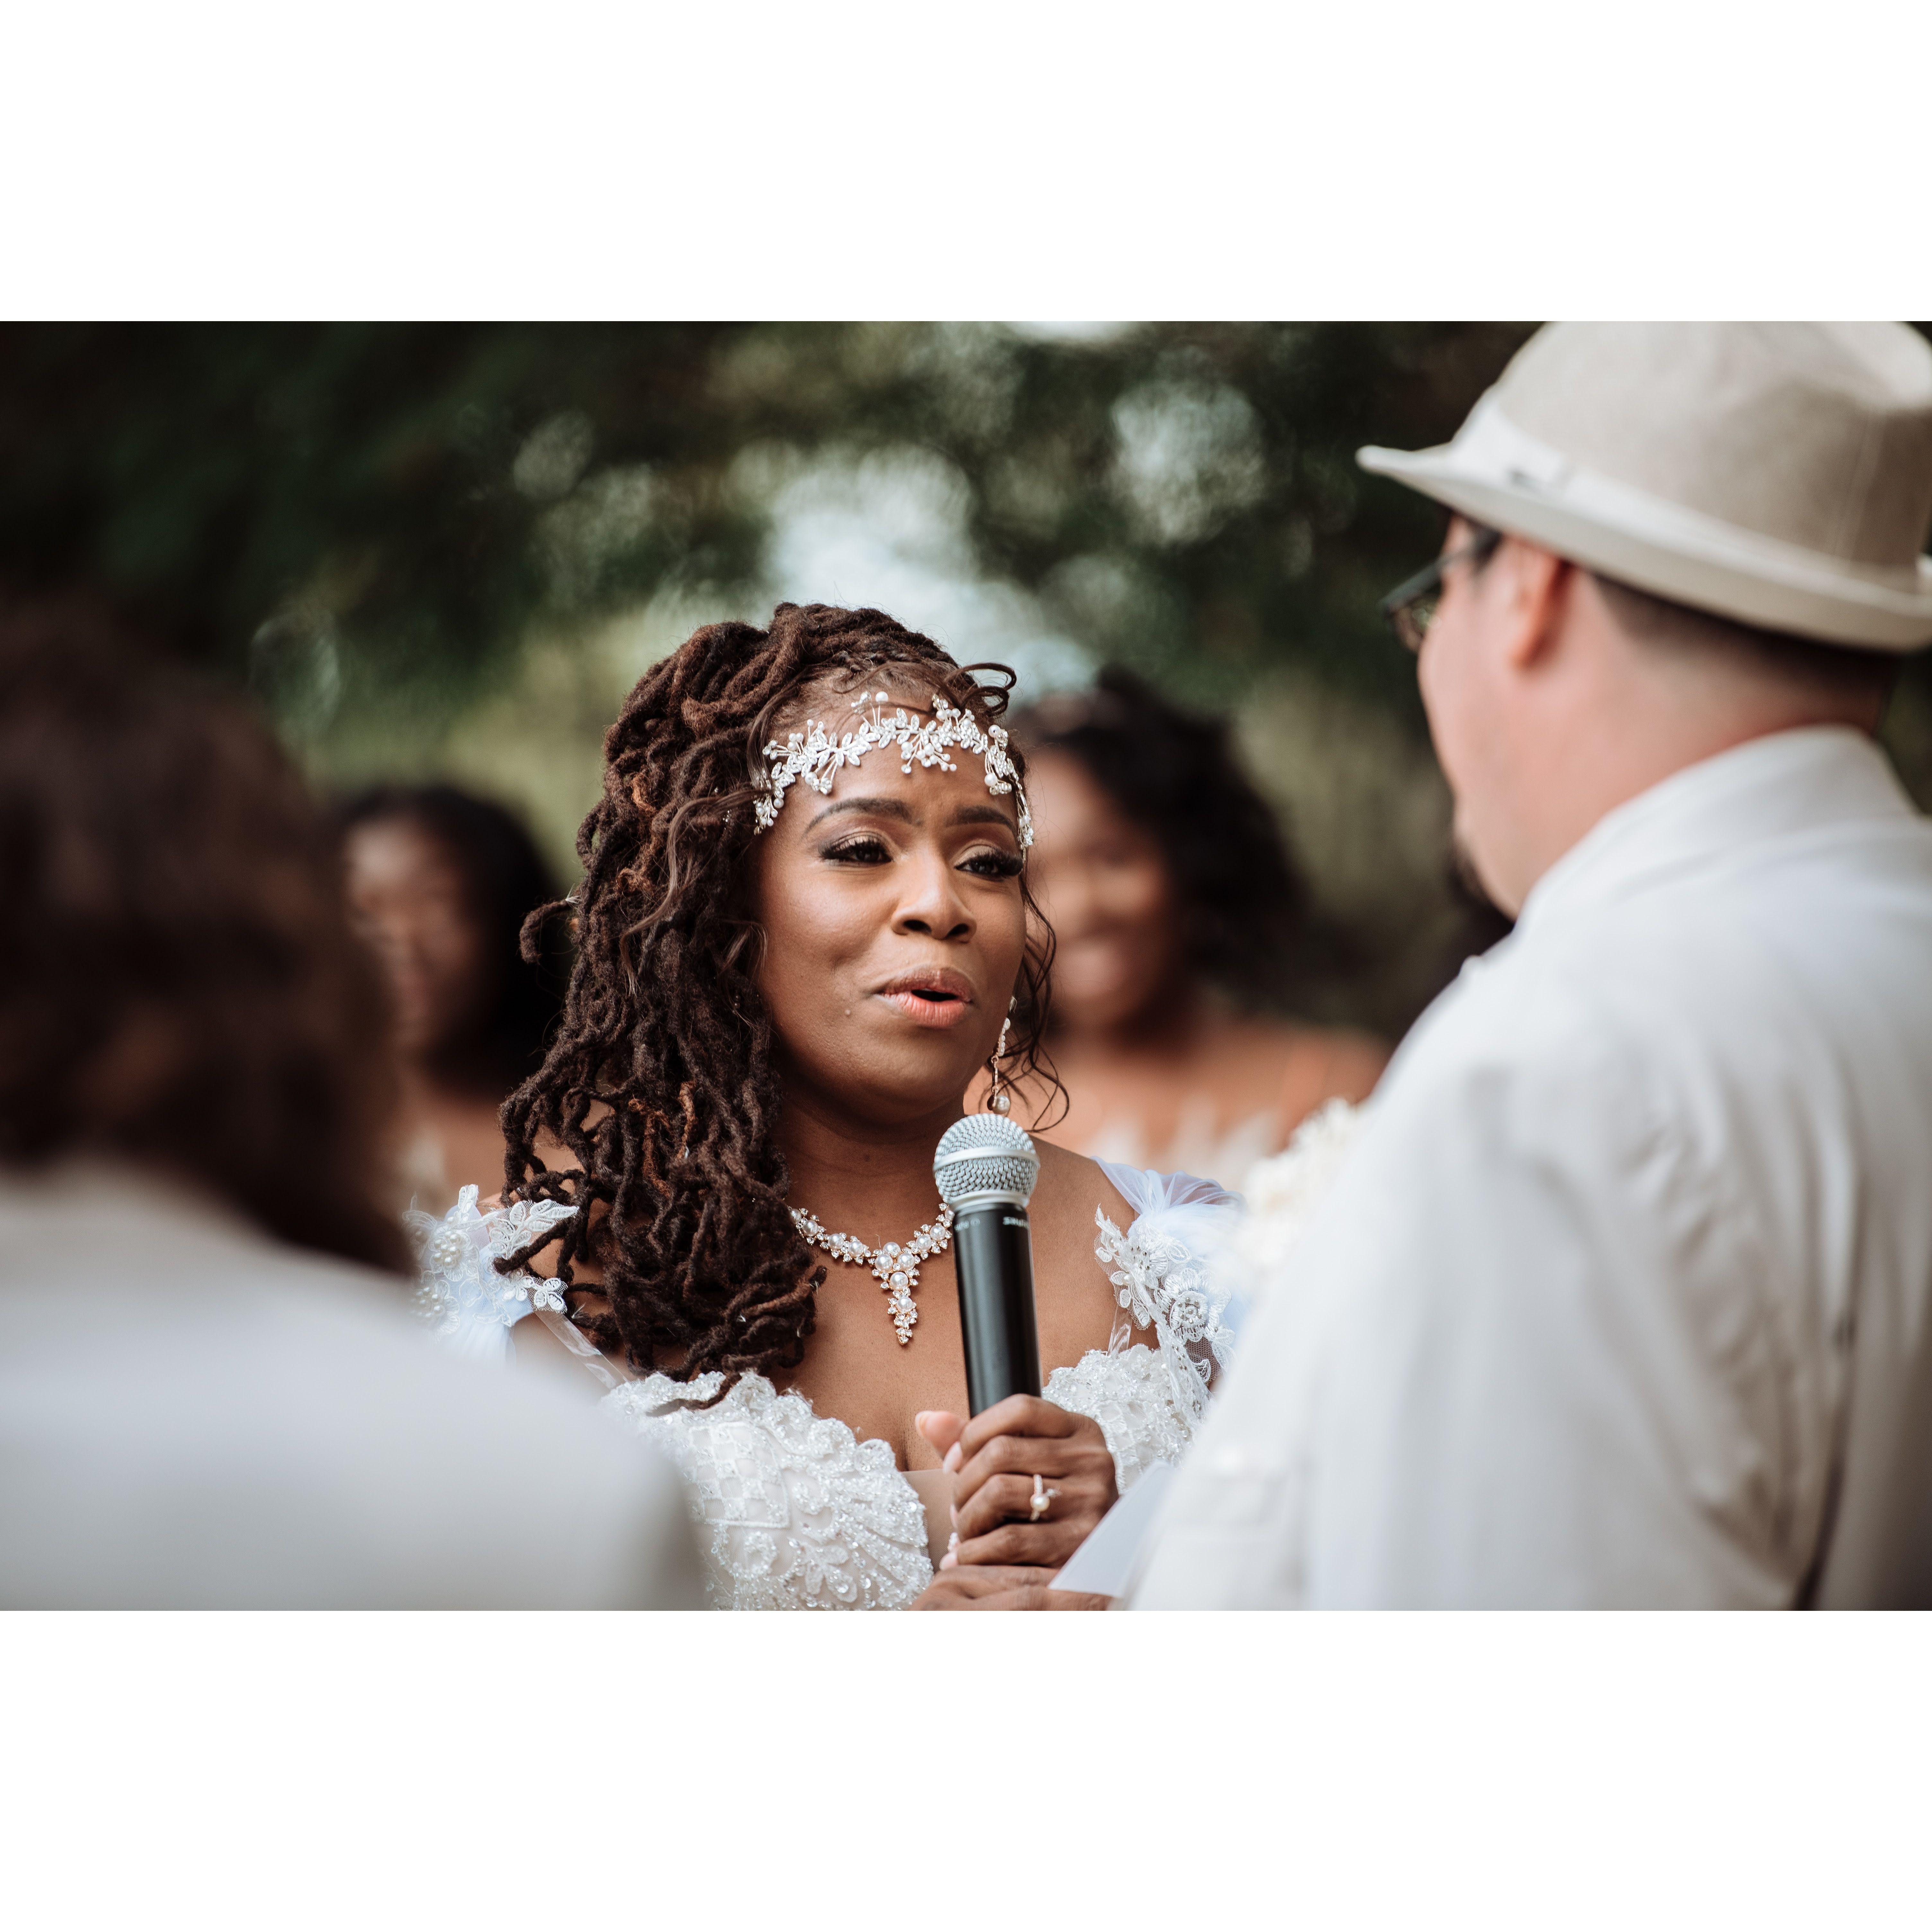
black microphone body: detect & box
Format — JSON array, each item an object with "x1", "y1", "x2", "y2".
[
  {"x1": 951, "y1": 1201, "x2": 1042, "y2": 1414},
  {"x1": 933, "y1": 1113, "x2": 1044, "y2": 1416}
]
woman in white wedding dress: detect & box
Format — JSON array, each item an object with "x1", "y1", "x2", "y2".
[{"x1": 411, "y1": 603, "x2": 1242, "y2": 1610}]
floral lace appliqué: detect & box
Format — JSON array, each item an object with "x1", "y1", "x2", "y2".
[
  {"x1": 403, "y1": 1185, "x2": 577, "y2": 1355},
  {"x1": 1045, "y1": 1345, "x2": 1197, "y2": 1492},
  {"x1": 1093, "y1": 1205, "x2": 1235, "y2": 1428}
]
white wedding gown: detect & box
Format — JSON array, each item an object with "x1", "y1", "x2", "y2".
[{"x1": 408, "y1": 1165, "x2": 1245, "y2": 1610}]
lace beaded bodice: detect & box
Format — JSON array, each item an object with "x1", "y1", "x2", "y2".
[
  {"x1": 407, "y1": 1165, "x2": 1243, "y2": 1610},
  {"x1": 603, "y1": 1370, "x2": 936, "y2": 1610}
]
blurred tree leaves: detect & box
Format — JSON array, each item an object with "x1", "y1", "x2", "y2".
[
  {"x1": 20, "y1": 320, "x2": 1928, "y2": 1035},
  {"x1": 0, "y1": 321, "x2": 1536, "y2": 746},
  {"x1": 0, "y1": 324, "x2": 763, "y2": 740}
]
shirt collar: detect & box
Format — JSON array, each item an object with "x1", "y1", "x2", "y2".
[
  {"x1": 0, "y1": 1157, "x2": 262, "y2": 1263},
  {"x1": 1515, "y1": 725, "x2": 1917, "y2": 936}
]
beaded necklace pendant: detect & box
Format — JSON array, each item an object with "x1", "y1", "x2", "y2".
[{"x1": 790, "y1": 1202, "x2": 956, "y2": 1345}]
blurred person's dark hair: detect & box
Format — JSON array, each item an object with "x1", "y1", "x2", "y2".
[
  {"x1": 0, "y1": 594, "x2": 406, "y2": 1273},
  {"x1": 336, "y1": 784, "x2": 568, "y2": 1095},
  {"x1": 1012, "y1": 666, "x2": 1341, "y2": 1012}
]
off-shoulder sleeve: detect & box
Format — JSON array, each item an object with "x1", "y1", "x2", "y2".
[
  {"x1": 1095, "y1": 1163, "x2": 1243, "y2": 1220},
  {"x1": 1051, "y1": 1135, "x2": 1369, "y2": 1572},
  {"x1": 1041, "y1": 1167, "x2": 1244, "y2": 1490},
  {"x1": 1089, "y1": 1166, "x2": 1242, "y2": 1430},
  {"x1": 403, "y1": 1186, "x2": 579, "y2": 1364}
]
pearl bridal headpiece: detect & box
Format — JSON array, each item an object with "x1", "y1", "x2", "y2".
[{"x1": 753, "y1": 690, "x2": 1034, "y2": 847}]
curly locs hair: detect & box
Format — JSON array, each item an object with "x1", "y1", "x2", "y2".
[{"x1": 498, "y1": 603, "x2": 1054, "y2": 1394}]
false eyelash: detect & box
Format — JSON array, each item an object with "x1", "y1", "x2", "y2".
[
  {"x1": 820, "y1": 836, "x2": 1022, "y2": 880},
  {"x1": 821, "y1": 835, "x2": 892, "y2": 864},
  {"x1": 962, "y1": 850, "x2": 1024, "y2": 880}
]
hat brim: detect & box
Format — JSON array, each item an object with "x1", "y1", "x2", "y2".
[{"x1": 1360, "y1": 430, "x2": 1932, "y2": 652}]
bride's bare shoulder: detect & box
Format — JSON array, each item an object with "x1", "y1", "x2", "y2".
[
  {"x1": 1019, "y1": 1138, "x2": 1130, "y2": 1337},
  {"x1": 1028, "y1": 1137, "x2": 1135, "y2": 1239}
]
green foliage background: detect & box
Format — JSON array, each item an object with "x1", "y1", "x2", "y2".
[{"x1": 8, "y1": 321, "x2": 1927, "y2": 1034}]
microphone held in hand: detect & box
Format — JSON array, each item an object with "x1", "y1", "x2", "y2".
[{"x1": 933, "y1": 1114, "x2": 1043, "y2": 1414}]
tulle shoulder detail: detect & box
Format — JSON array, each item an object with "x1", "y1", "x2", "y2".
[
  {"x1": 1094, "y1": 1161, "x2": 1242, "y2": 1218},
  {"x1": 403, "y1": 1185, "x2": 578, "y2": 1363}
]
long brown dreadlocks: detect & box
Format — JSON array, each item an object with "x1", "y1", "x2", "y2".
[{"x1": 498, "y1": 603, "x2": 1057, "y2": 1394}]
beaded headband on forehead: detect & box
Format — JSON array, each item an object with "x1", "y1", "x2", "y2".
[{"x1": 753, "y1": 689, "x2": 1034, "y2": 848}]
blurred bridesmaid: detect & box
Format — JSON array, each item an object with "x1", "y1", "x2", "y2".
[
  {"x1": 341, "y1": 785, "x2": 568, "y2": 1211},
  {"x1": 1005, "y1": 670, "x2": 1387, "y2": 1191}
]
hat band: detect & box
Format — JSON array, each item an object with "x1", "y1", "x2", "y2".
[{"x1": 1365, "y1": 395, "x2": 1932, "y2": 621}]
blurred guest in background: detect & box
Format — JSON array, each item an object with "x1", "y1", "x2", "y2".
[
  {"x1": 0, "y1": 598, "x2": 701, "y2": 1608},
  {"x1": 341, "y1": 785, "x2": 567, "y2": 1211},
  {"x1": 1005, "y1": 669, "x2": 1387, "y2": 1190}
]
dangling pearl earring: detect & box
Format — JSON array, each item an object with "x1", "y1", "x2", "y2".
[{"x1": 985, "y1": 1001, "x2": 1015, "y2": 1115}]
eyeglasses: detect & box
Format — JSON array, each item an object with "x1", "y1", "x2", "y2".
[{"x1": 1379, "y1": 527, "x2": 1502, "y2": 652}]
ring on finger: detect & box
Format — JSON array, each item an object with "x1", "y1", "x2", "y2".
[{"x1": 1029, "y1": 1473, "x2": 1061, "y2": 1522}]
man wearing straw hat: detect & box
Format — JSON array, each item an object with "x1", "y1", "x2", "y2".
[{"x1": 1129, "y1": 322, "x2": 1932, "y2": 1608}]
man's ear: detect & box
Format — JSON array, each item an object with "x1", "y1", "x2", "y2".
[{"x1": 1496, "y1": 539, "x2": 1571, "y2": 672}]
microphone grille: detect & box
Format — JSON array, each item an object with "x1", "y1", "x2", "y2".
[{"x1": 933, "y1": 1112, "x2": 1040, "y2": 1208}]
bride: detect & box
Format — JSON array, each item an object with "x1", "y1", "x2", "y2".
[{"x1": 410, "y1": 602, "x2": 1240, "y2": 1610}]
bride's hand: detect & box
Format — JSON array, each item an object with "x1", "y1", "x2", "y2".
[
  {"x1": 909, "y1": 1566, "x2": 1112, "y2": 1611},
  {"x1": 916, "y1": 1397, "x2": 1117, "y2": 1571}
]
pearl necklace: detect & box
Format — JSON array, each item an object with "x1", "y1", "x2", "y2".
[{"x1": 789, "y1": 1201, "x2": 955, "y2": 1346}]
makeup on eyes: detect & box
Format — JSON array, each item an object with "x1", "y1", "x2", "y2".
[
  {"x1": 818, "y1": 834, "x2": 1022, "y2": 879},
  {"x1": 821, "y1": 834, "x2": 891, "y2": 864},
  {"x1": 961, "y1": 849, "x2": 1023, "y2": 879}
]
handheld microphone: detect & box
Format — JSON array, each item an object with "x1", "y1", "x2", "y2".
[{"x1": 933, "y1": 1114, "x2": 1042, "y2": 1414}]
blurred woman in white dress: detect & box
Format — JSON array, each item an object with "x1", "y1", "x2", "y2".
[
  {"x1": 342, "y1": 786, "x2": 568, "y2": 1213},
  {"x1": 1004, "y1": 670, "x2": 1386, "y2": 1192}
]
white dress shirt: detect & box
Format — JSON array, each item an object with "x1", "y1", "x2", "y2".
[
  {"x1": 0, "y1": 1163, "x2": 705, "y2": 1608},
  {"x1": 1130, "y1": 726, "x2": 1932, "y2": 1608}
]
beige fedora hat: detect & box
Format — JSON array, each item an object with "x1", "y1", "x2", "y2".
[{"x1": 1358, "y1": 322, "x2": 1932, "y2": 651}]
